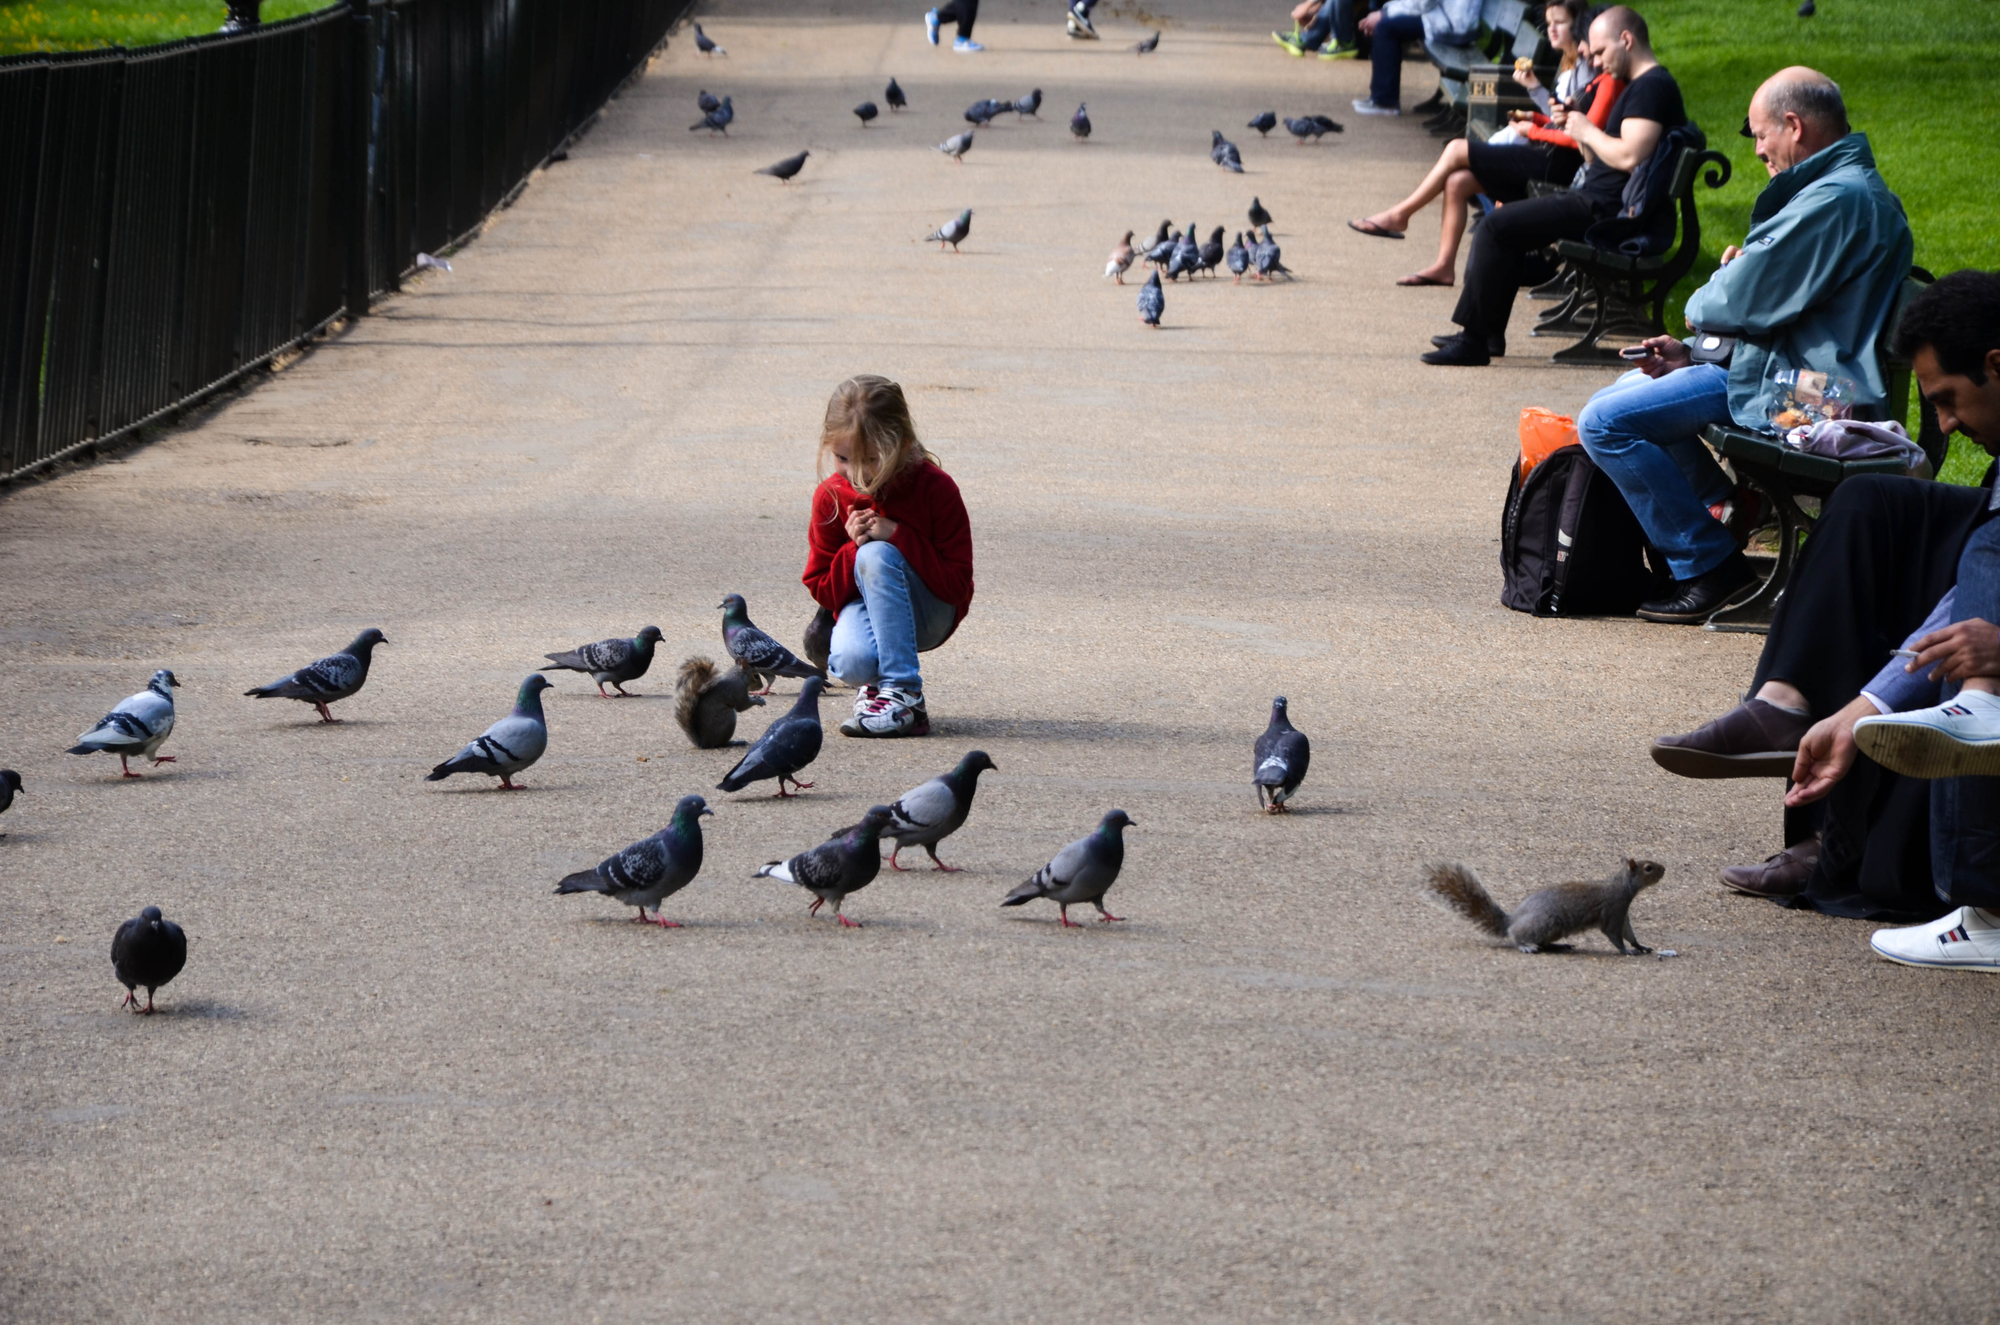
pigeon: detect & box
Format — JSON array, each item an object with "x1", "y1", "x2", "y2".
[
  {"x1": 693, "y1": 22, "x2": 724, "y2": 56},
  {"x1": 717, "y1": 676, "x2": 826, "y2": 797},
  {"x1": 964, "y1": 99, "x2": 1003, "y2": 125},
  {"x1": 756, "y1": 150, "x2": 810, "y2": 183},
  {"x1": 1198, "y1": 226, "x2": 1225, "y2": 278},
  {"x1": 1015, "y1": 88, "x2": 1042, "y2": 117},
  {"x1": 1284, "y1": 116, "x2": 1328, "y2": 142},
  {"x1": 1247, "y1": 111, "x2": 1277, "y2": 136},
  {"x1": 1143, "y1": 227, "x2": 1178, "y2": 269},
  {"x1": 1104, "y1": 230, "x2": 1135, "y2": 284},
  {"x1": 1167, "y1": 225, "x2": 1199, "y2": 281},
  {"x1": 555, "y1": 794, "x2": 712, "y2": 927},
  {"x1": 1798, "y1": 0, "x2": 1814, "y2": 14},
  {"x1": 697, "y1": 89, "x2": 720, "y2": 113},
  {"x1": 111, "y1": 906, "x2": 187, "y2": 1013},
  {"x1": 674, "y1": 656, "x2": 765, "y2": 749},
  {"x1": 0, "y1": 769, "x2": 21, "y2": 836},
  {"x1": 1227, "y1": 231, "x2": 1251, "y2": 283},
  {"x1": 540, "y1": 625, "x2": 663, "y2": 697},
  {"x1": 1254, "y1": 225, "x2": 1292, "y2": 281},
  {"x1": 68, "y1": 669, "x2": 178, "y2": 778},
  {"x1": 243, "y1": 628, "x2": 387, "y2": 723},
  {"x1": 884, "y1": 750, "x2": 996, "y2": 871},
  {"x1": 802, "y1": 606, "x2": 836, "y2": 675},
  {"x1": 925, "y1": 208, "x2": 973, "y2": 252},
  {"x1": 1130, "y1": 29, "x2": 1159, "y2": 54},
  {"x1": 690, "y1": 95, "x2": 733, "y2": 133},
  {"x1": 414, "y1": 252, "x2": 452, "y2": 272},
  {"x1": 426, "y1": 675, "x2": 550, "y2": 790},
  {"x1": 935, "y1": 129, "x2": 974, "y2": 163},
  {"x1": 1070, "y1": 102, "x2": 1091, "y2": 140},
  {"x1": 885, "y1": 77, "x2": 907, "y2": 111},
  {"x1": 1248, "y1": 196, "x2": 1272, "y2": 229},
  {"x1": 1311, "y1": 114, "x2": 1345, "y2": 134},
  {"x1": 1211, "y1": 130, "x2": 1243, "y2": 173},
  {"x1": 1138, "y1": 271, "x2": 1164, "y2": 327},
  {"x1": 1253, "y1": 696, "x2": 1312, "y2": 812},
  {"x1": 1002, "y1": 809, "x2": 1136, "y2": 926},
  {"x1": 854, "y1": 101, "x2": 878, "y2": 126},
  {"x1": 720, "y1": 594, "x2": 823, "y2": 694},
  {"x1": 754, "y1": 804, "x2": 896, "y2": 927}
]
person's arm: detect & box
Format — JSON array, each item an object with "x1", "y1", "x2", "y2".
[
  {"x1": 1525, "y1": 86, "x2": 1554, "y2": 116},
  {"x1": 1566, "y1": 111, "x2": 1662, "y2": 172},
  {"x1": 1682, "y1": 183, "x2": 1871, "y2": 337},
  {"x1": 877, "y1": 468, "x2": 975, "y2": 610},
  {"x1": 1907, "y1": 615, "x2": 2000, "y2": 685},
  {"x1": 1786, "y1": 696, "x2": 1880, "y2": 807},
  {"x1": 800, "y1": 483, "x2": 860, "y2": 613}
]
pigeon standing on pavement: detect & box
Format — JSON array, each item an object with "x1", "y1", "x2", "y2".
[
  {"x1": 717, "y1": 676, "x2": 826, "y2": 796},
  {"x1": 1254, "y1": 225, "x2": 1292, "y2": 281},
  {"x1": 1284, "y1": 115, "x2": 1328, "y2": 142},
  {"x1": 935, "y1": 129, "x2": 974, "y2": 163},
  {"x1": 1211, "y1": 130, "x2": 1244, "y2": 173},
  {"x1": 555, "y1": 795, "x2": 712, "y2": 927},
  {"x1": 1138, "y1": 271, "x2": 1164, "y2": 327},
  {"x1": 0, "y1": 769, "x2": 21, "y2": 836},
  {"x1": 964, "y1": 99, "x2": 1002, "y2": 126},
  {"x1": 754, "y1": 804, "x2": 897, "y2": 926},
  {"x1": 540, "y1": 625, "x2": 663, "y2": 697},
  {"x1": 1253, "y1": 696, "x2": 1312, "y2": 812},
  {"x1": 720, "y1": 594, "x2": 823, "y2": 694},
  {"x1": 426, "y1": 675, "x2": 551, "y2": 790},
  {"x1": 1166, "y1": 225, "x2": 1196, "y2": 281},
  {"x1": 693, "y1": 22, "x2": 725, "y2": 55},
  {"x1": 1143, "y1": 226, "x2": 1178, "y2": 269},
  {"x1": 1312, "y1": 114, "x2": 1345, "y2": 135},
  {"x1": 697, "y1": 89, "x2": 720, "y2": 113},
  {"x1": 1198, "y1": 226, "x2": 1225, "y2": 277},
  {"x1": 1015, "y1": 88, "x2": 1043, "y2": 117},
  {"x1": 1249, "y1": 197, "x2": 1273, "y2": 229},
  {"x1": 111, "y1": 906, "x2": 186, "y2": 1013},
  {"x1": 1104, "y1": 230, "x2": 1135, "y2": 283},
  {"x1": 68, "y1": 670, "x2": 179, "y2": 778},
  {"x1": 925, "y1": 208, "x2": 974, "y2": 251},
  {"x1": 884, "y1": 750, "x2": 997, "y2": 871},
  {"x1": 756, "y1": 150, "x2": 810, "y2": 182},
  {"x1": 1247, "y1": 111, "x2": 1277, "y2": 136},
  {"x1": 1002, "y1": 810, "x2": 1136, "y2": 926},
  {"x1": 886, "y1": 77, "x2": 907, "y2": 110},
  {"x1": 1070, "y1": 102, "x2": 1091, "y2": 140},
  {"x1": 1227, "y1": 231, "x2": 1251, "y2": 283},
  {"x1": 244, "y1": 628, "x2": 387, "y2": 723},
  {"x1": 690, "y1": 96, "x2": 733, "y2": 133},
  {"x1": 853, "y1": 101, "x2": 878, "y2": 126},
  {"x1": 674, "y1": 657, "x2": 765, "y2": 749},
  {"x1": 1130, "y1": 29, "x2": 1160, "y2": 54}
]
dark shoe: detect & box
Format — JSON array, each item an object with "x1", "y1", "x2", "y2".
[
  {"x1": 1635, "y1": 552, "x2": 1760, "y2": 624},
  {"x1": 1651, "y1": 697, "x2": 1813, "y2": 778},
  {"x1": 1431, "y1": 332, "x2": 1504, "y2": 356},
  {"x1": 1419, "y1": 333, "x2": 1490, "y2": 366},
  {"x1": 1720, "y1": 839, "x2": 1821, "y2": 898}
]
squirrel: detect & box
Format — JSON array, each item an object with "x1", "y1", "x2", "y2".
[
  {"x1": 673, "y1": 656, "x2": 765, "y2": 749},
  {"x1": 1422, "y1": 858, "x2": 1665, "y2": 954}
]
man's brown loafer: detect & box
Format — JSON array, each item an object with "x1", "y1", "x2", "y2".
[
  {"x1": 1720, "y1": 840, "x2": 1821, "y2": 898},
  {"x1": 1652, "y1": 698, "x2": 1813, "y2": 779}
]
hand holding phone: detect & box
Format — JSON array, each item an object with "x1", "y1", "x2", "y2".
[{"x1": 1619, "y1": 345, "x2": 1652, "y2": 360}]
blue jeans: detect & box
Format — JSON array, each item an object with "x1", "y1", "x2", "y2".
[
  {"x1": 1368, "y1": 13, "x2": 1426, "y2": 107},
  {"x1": 1300, "y1": 0, "x2": 1356, "y2": 47},
  {"x1": 1931, "y1": 514, "x2": 2000, "y2": 909},
  {"x1": 1575, "y1": 365, "x2": 1738, "y2": 580},
  {"x1": 828, "y1": 541, "x2": 957, "y2": 692}
]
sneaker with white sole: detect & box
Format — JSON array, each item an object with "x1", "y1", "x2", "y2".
[
  {"x1": 841, "y1": 685, "x2": 930, "y2": 737},
  {"x1": 1854, "y1": 689, "x2": 2000, "y2": 779},
  {"x1": 925, "y1": 8, "x2": 940, "y2": 44},
  {"x1": 1069, "y1": 2, "x2": 1097, "y2": 36},
  {"x1": 1352, "y1": 98, "x2": 1400, "y2": 116},
  {"x1": 1871, "y1": 906, "x2": 2000, "y2": 971},
  {"x1": 952, "y1": 37, "x2": 984, "y2": 52}
]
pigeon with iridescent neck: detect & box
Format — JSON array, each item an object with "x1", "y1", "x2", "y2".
[
  {"x1": 885, "y1": 750, "x2": 996, "y2": 871},
  {"x1": 555, "y1": 795, "x2": 712, "y2": 927},
  {"x1": 426, "y1": 675, "x2": 550, "y2": 789}
]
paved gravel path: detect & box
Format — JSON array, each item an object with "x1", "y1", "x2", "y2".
[{"x1": 4, "y1": 3, "x2": 1994, "y2": 1320}]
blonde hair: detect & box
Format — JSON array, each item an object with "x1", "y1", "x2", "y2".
[{"x1": 818, "y1": 375, "x2": 934, "y2": 496}]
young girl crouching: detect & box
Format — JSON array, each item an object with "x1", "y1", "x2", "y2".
[{"x1": 803, "y1": 376, "x2": 974, "y2": 738}]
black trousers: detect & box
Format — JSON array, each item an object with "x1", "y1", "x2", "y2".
[
  {"x1": 1465, "y1": 140, "x2": 1582, "y2": 204},
  {"x1": 935, "y1": 0, "x2": 977, "y2": 38},
  {"x1": 1450, "y1": 190, "x2": 1600, "y2": 337}
]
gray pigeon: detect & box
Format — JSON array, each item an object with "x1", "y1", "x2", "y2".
[
  {"x1": 1311, "y1": 114, "x2": 1345, "y2": 134},
  {"x1": 1284, "y1": 116, "x2": 1328, "y2": 142},
  {"x1": 691, "y1": 95, "x2": 733, "y2": 133},
  {"x1": 1227, "y1": 231, "x2": 1250, "y2": 283},
  {"x1": 674, "y1": 656, "x2": 765, "y2": 749},
  {"x1": 1002, "y1": 809, "x2": 1136, "y2": 925},
  {"x1": 426, "y1": 675, "x2": 550, "y2": 790},
  {"x1": 693, "y1": 21, "x2": 724, "y2": 55},
  {"x1": 720, "y1": 594, "x2": 822, "y2": 694},
  {"x1": 1015, "y1": 88, "x2": 1042, "y2": 117},
  {"x1": 1130, "y1": 29, "x2": 1159, "y2": 54},
  {"x1": 1248, "y1": 197, "x2": 1272, "y2": 229},
  {"x1": 555, "y1": 794, "x2": 712, "y2": 927},
  {"x1": 886, "y1": 77, "x2": 907, "y2": 110},
  {"x1": 111, "y1": 905, "x2": 187, "y2": 1014},
  {"x1": 697, "y1": 89, "x2": 720, "y2": 113},
  {"x1": 1254, "y1": 225, "x2": 1292, "y2": 281},
  {"x1": 69, "y1": 669, "x2": 178, "y2": 778},
  {"x1": 885, "y1": 750, "x2": 997, "y2": 871},
  {"x1": 936, "y1": 129, "x2": 974, "y2": 163},
  {"x1": 802, "y1": 606, "x2": 836, "y2": 675},
  {"x1": 1070, "y1": 102, "x2": 1091, "y2": 140},
  {"x1": 1138, "y1": 271, "x2": 1164, "y2": 327},
  {"x1": 1144, "y1": 227, "x2": 1179, "y2": 269},
  {"x1": 717, "y1": 676, "x2": 826, "y2": 796},
  {"x1": 964, "y1": 99, "x2": 1003, "y2": 125},
  {"x1": 754, "y1": 804, "x2": 896, "y2": 926},
  {"x1": 414, "y1": 252, "x2": 452, "y2": 272},
  {"x1": 244, "y1": 628, "x2": 386, "y2": 723},
  {"x1": 756, "y1": 150, "x2": 810, "y2": 182},
  {"x1": 1247, "y1": 111, "x2": 1277, "y2": 136},
  {"x1": 540, "y1": 625, "x2": 663, "y2": 697},
  {"x1": 1198, "y1": 226, "x2": 1225, "y2": 278},
  {"x1": 854, "y1": 101, "x2": 878, "y2": 125},
  {"x1": 1211, "y1": 130, "x2": 1243, "y2": 173},
  {"x1": 0, "y1": 769, "x2": 21, "y2": 836},
  {"x1": 1253, "y1": 696, "x2": 1311, "y2": 812},
  {"x1": 925, "y1": 208, "x2": 973, "y2": 251},
  {"x1": 1168, "y1": 224, "x2": 1199, "y2": 281}
]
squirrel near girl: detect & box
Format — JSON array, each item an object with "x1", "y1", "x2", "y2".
[{"x1": 1422, "y1": 858, "x2": 1666, "y2": 954}]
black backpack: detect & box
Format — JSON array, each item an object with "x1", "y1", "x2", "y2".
[{"x1": 1501, "y1": 444, "x2": 1669, "y2": 617}]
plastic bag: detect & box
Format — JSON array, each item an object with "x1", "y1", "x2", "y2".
[
  {"x1": 1767, "y1": 367, "x2": 1858, "y2": 431},
  {"x1": 1518, "y1": 407, "x2": 1577, "y2": 479}
]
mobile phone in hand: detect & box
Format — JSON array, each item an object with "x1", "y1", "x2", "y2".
[{"x1": 1619, "y1": 345, "x2": 1652, "y2": 360}]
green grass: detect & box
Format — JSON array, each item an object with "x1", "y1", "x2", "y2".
[
  {"x1": 1650, "y1": 0, "x2": 2000, "y2": 483},
  {"x1": 0, "y1": 0, "x2": 332, "y2": 55}
]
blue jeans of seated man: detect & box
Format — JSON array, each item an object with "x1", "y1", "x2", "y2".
[
  {"x1": 829, "y1": 540, "x2": 957, "y2": 692},
  {"x1": 1367, "y1": 13, "x2": 1426, "y2": 106},
  {"x1": 1931, "y1": 514, "x2": 2000, "y2": 910},
  {"x1": 1576, "y1": 364, "x2": 1738, "y2": 581},
  {"x1": 1299, "y1": 0, "x2": 1357, "y2": 48}
]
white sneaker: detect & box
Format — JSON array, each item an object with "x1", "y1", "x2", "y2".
[
  {"x1": 1069, "y1": 2, "x2": 1097, "y2": 36},
  {"x1": 925, "y1": 9, "x2": 940, "y2": 44},
  {"x1": 953, "y1": 37, "x2": 984, "y2": 52},
  {"x1": 1854, "y1": 689, "x2": 2000, "y2": 779},
  {"x1": 1351, "y1": 98, "x2": 1400, "y2": 116},
  {"x1": 840, "y1": 685, "x2": 930, "y2": 737},
  {"x1": 1871, "y1": 906, "x2": 2000, "y2": 971}
]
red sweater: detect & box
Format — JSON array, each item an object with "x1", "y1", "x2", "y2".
[{"x1": 802, "y1": 461, "x2": 974, "y2": 638}]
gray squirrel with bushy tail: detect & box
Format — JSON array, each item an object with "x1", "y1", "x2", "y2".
[{"x1": 1422, "y1": 858, "x2": 1665, "y2": 954}]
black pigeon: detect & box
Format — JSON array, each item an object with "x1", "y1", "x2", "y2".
[
  {"x1": 0, "y1": 769, "x2": 21, "y2": 836},
  {"x1": 720, "y1": 594, "x2": 823, "y2": 694},
  {"x1": 756, "y1": 150, "x2": 810, "y2": 182},
  {"x1": 885, "y1": 750, "x2": 997, "y2": 871},
  {"x1": 1253, "y1": 696, "x2": 1312, "y2": 812},
  {"x1": 1797, "y1": 0, "x2": 1814, "y2": 13},
  {"x1": 1198, "y1": 226, "x2": 1225, "y2": 277},
  {"x1": 854, "y1": 101, "x2": 879, "y2": 126},
  {"x1": 754, "y1": 805, "x2": 896, "y2": 927},
  {"x1": 111, "y1": 906, "x2": 187, "y2": 1014},
  {"x1": 1254, "y1": 225, "x2": 1293, "y2": 281},
  {"x1": 1168, "y1": 224, "x2": 1199, "y2": 281},
  {"x1": 1248, "y1": 196, "x2": 1273, "y2": 229},
  {"x1": 1227, "y1": 231, "x2": 1250, "y2": 283},
  {"x1": 1311, "y1": 114, "x2": 1345, "y2": 134},
  {"x1": 1130, "y1": 29, "x2": 1159, "y2": 54},
  {"x1": 1138, "y1": 271, "x2": 1164, "y2": 327},
  {"x1": 1247, "y1": 111, "x2": 1277, "y2": 136},
  {"x1": 965, "y1": 98, "x2": 1003, "y2": 125},
  {"x1": 1284, "y1": 116, "x2": 1328, "y2": 142},
  {"x1": 1002, "y1": 810, "x2": 1136, "y2": 926},
  {"x1": 1211, "y1": 130, "x2": 1244, "y2": 172},
  {"x1": 886, "y1": 77, "x2": 907, "y2": 111},
  {"x1": 1143, "y1": 225, "x2": 1178, "y2": 269},
  {"x1": 555, "y1": 795, "x2": 712, "y2": 927},
  {"x1": 802, "y1": 606, "x2": 836, "y2": 675},
  {"x1": 1070, "y1": 102, "x2": 1091, "y2": 140},
  {"x1": 1015, "y1": 88, "x2": 1042, "y2": 117},
  {"x1": 717, "y1": 676, "x2": 826, "y2": 797},
  {"x1": 697, "y1": 89, "x2": 720, "y2": 113},
  {"x1": 693, "y1": 21, "x2": 725, "y2": 56},
  {"x1": 674, "y1": 657, "x2": 765, "y2": 749},
  {"x1": 244, "y1": 628, "x2": 387, "y2": 723},
  {"x1": 690, "y1": 95, "x2": 733, "y2": 133},
  {"x1": 540, "y1": 626, "x2": 663, "y2": 697}
]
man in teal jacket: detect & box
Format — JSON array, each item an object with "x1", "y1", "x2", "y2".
[{"x1": 1576, "y1": 67, "x2": 1915, "y2": 623}]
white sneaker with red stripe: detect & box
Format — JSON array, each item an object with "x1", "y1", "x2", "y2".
[
  {"x1": 1853, "y1": 688, "x2": 2000, "y2": 779},
  {"x1": 840, "y1": 685, "x2": 930, "y2": 738},
  {"x1": 1870, "y1": 906, "x2": 2000, "y2": 972}
]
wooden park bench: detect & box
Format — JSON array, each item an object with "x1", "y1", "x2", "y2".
[{"x1": 1425, "y1": 0, "x2": 1537, "y2": 139}]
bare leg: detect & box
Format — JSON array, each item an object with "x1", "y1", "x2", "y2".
[
  {"x1": 1357, "y1": 138, "x2": 1472, "y2": 234},
  {"x1": 1755, "y1": 681, "x2": 1810, "y2": 712},
  {"x1": 1405, "y1": 170, "x2": 1480, "y2": 284}
]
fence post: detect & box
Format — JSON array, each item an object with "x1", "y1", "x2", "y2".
[{"x1": 344, "y1": 0, "x2": 373, "y2": 318}]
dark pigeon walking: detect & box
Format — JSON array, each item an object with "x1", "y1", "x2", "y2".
[
  {"x1": 885, "y1": 750, "x2": 996, "y2": 871},
  {"x1": 1253, "y1": 696, "x2": 1312, "y2": 812},
  {"x1": 1166, "y1": 225, "x2": 1198, "y2": 281},
  {"x1": 0, "y1": 769, "x2": 21, "y2": 836},
  {"x1": 964, "y1": 98, "x2": 1004, "y2": 125},
  {"x1": 1198, "y1": 226, "x2": 1225, "y2": 278},
  {"x1": 1227, "y1": 231, "x2": 1250, "y2": 283},
  {"x1": 1211, "y1": 130, "x2": 1243, "y2": 173},
  {"x1": 111, "y1": 906, "x2": 186, "y2": 1013},
  {"x1": 555, "y1": 794, "x2": 712, "y2": 927},
  {"x1": 1138, "y1": 271, "x2": 1164, "y2": 327},
  {"x1": 1070, "y1": 102, "x2": 1091, "y2": 140},
  {"x1": 697, "y1": 89, "x2": 720, "y2": 113},
  {"x1": 755, "y1": 804, "x2": 896, "y2": 926},
  {"x1": 717, "y1": 676, "x2": 826, "y2": 796},
  {"x1": 1130, "y1": 29, "x2": 1159, "y2": 54},
  {"x1": 674, "y1": 657, "x2": 765, "y2": 749},
  {"x1": 925, "y1": 208, "x2": 973, "y2": 251},
  {"x1": 854, "y1": 101, "x2": 878, "y2": 126},
  {"x1": 1248, "y1": 197, "x2": 1272, "y2": 229},
  {"x1": 1014, "y1": 88, "x2": 1042, "y2": 117},
  {"x1": 427, "y1": 675, "x2": 550, "y2": 789},
  {"x1": 720, "y1": 594, "x2": 822, "y2": 694},
  {"x1": 1002, "y1": 810, "x2": 1136, "y2": 926},
  {"x1": 1254, "y1": 226, "x2": 1292, "y2": 281},
  {"x1": 1143, "y1": 226, "x2": 1178, "y2": 269},
  {"x1": 540, "y1": 626, "x2": 662, "y2": 697},
  {"x1": 886, "y1": 77, "x2": 907, "y2": 111},
  {"x1": 756, "y1": 150, "x2": 810, "y2": 182},
  {"x1": 693, "y1": 22, "x2": 725, "y2": 56},
  {"x1": 244, "y1": 628, "x2": 386, "y2": 723},
  {"x1": 1247, "y1": 111, "x2": 1277, "y2": 136},
  {"x1": 1312, "y1": 114, "x2": 1345, "y2": 134},
  {"x1": 1284, "y1": 115, "x2": 1329, "y2": 142},
  {"x1": 691, "y1": 95, "x2": 733, "y2": 133},
  {"x1": 69, "y1": 670, "x2": 178, "y2": 778}
]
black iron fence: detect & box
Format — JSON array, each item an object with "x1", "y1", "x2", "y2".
[{"x1": 0, "y1": 0, "x2": 686, "y2": 483}]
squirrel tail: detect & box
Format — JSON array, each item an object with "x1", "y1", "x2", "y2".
[
  {"x1": 1422, "y1": 862, "x2": 1512, "y2": 939},
  {"x1": 674, "y1": 656, "x2": 719, "y2": 739}
]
